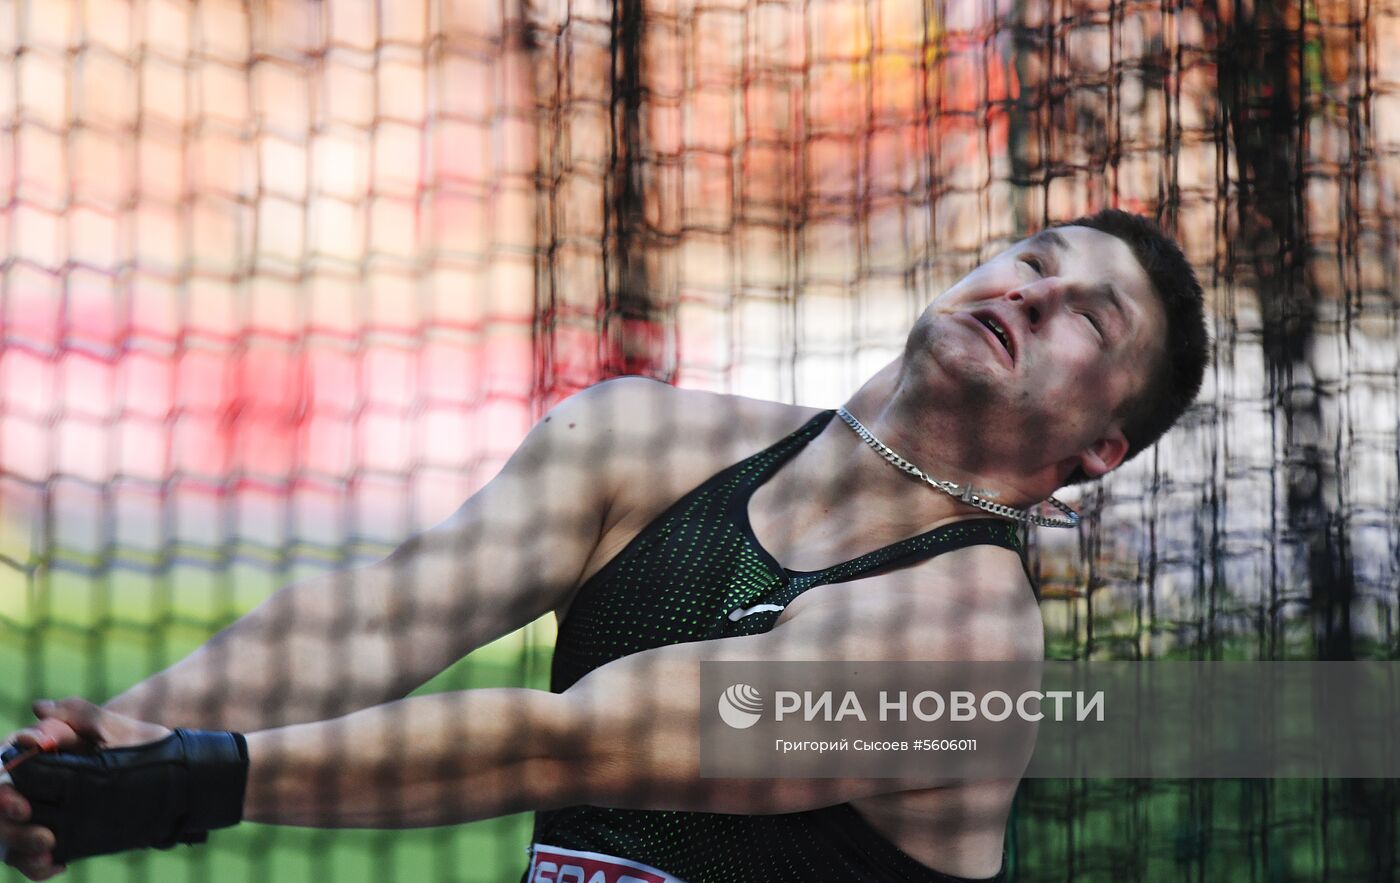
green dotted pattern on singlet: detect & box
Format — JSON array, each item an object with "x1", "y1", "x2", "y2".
[{"x1": 529, "y1": 410, "x2": 1025, "y2": 883}]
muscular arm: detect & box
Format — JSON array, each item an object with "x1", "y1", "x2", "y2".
[
  {"x1": 0, "y1": 378, "x2": 691, "y2": 879},
  {"x1": 240, "y1": 574, "x2": 1043, "y2": 827},
  {"x1": 104, "y1": 380, "x2": 641, "y2": 732}
]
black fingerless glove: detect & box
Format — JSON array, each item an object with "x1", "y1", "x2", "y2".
[{"x1": 0, "y1": 729, "x2": 249, "y2": 864}]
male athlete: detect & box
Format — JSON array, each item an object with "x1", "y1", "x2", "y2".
[{"x1": 0, "y1": 210, "x2": 1207, "y2": 882}]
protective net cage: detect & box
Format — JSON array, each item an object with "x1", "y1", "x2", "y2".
[{"x1": 0, "y1": 0, "x2": 1397, "y2": 881}]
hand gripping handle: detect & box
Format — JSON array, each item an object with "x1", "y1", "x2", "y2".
[{"x1": 0, "y1": 728, "x2": 249, "y2": 864}]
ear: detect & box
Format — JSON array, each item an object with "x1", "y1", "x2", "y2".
[{"x1": 1074, "y1": 429, "x2": 1129, "y2": 479}]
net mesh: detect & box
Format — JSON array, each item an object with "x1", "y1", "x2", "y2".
[{"x1": 0, "y1": 0, "x2": 1397, "y2": 880}]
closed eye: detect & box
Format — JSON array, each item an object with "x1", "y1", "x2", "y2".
[
  {"x1": 1080, "y1": 311, "x2": 1104, "y2": 340},
  {"x1": 1021, "y1": 255, "x2": 1044, "y2": 275}
]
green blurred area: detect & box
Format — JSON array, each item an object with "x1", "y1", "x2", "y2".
[{"x1": 1011, "y1": 778, "x2": 1399, "y2": 883}]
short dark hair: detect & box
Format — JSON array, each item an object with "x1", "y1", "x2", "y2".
[{"x1": 1054, "y1": 209, "x2": 1210, "y2": 484}]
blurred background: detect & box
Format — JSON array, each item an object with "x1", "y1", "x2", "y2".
[{"x1": 0, "y1": 0, "x2": 1397, "y2": 879}]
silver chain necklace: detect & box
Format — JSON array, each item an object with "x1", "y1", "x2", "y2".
[{"x1": 835, "y1": 407, "x2": 1080, "y2": 529}]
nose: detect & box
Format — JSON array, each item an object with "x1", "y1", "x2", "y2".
[{"x1": 1006, "y1": 277, "x2": 1067, "y2": 331}]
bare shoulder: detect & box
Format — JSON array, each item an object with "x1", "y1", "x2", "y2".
[
  {"x1": 919, "y1": 541, "x2": 1035, "y2": 609},
  {"x1": 912, "y1": 542, "x2": 1047, "y2": 660},
  {"x1": 549, "y1": 379, "x2": 823, "y2": 608},
  {"x1": 924, "y1": 541, "x2": 1042, "y2": 656},
  {"x1": 551, "y1": 378, "x2": 821, "y2": 495},
  {"x1": 778, "y1": 534, "x2": 1042, "y2": 663},
  {"x1": 554, "y1": 377, "x2": 820, "y2": 450}
]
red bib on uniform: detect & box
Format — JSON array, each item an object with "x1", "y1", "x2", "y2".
[{"x1": 528, "y1": 844, "x2": 686, "y2": 883}]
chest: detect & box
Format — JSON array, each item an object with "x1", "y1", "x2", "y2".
[
  {"x1": 549, "y1": 462, "x2": 805, "y2": 691},
  {"x1": 547, "y1": 409, "x2": 1024, "y2": 692}
]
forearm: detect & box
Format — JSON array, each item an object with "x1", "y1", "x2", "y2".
[
  {"x1": 239, "y1": 675, "x2": 894, "y2": 828},
  {"x1": 105, "y1": 564, "x2": 459, "y2": 732},
  {"x1": 242, "y1": 689, "x2": 577, "y2": 827}
]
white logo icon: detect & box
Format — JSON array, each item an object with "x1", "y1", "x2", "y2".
[
  {"x1": 728, "y1": 604, "x2": 785, "y2": 621},
  {"x1": 718, "y1": 684, "x2": 764, "y2": 729}
]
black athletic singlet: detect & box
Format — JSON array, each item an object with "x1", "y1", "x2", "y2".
[{"x1": 526, "y1": 409, "x2": 1025, "y2": 883}]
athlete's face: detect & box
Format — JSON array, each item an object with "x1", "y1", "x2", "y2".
[{"x1": 905, "y1": 225, "x2": 1166, "y2": 479}]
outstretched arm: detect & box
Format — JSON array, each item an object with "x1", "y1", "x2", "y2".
[
  {"x1": 1, "y1": 378, "x2": 654, "y2": 879},
  {"x1": 240, "y1": 574, "x2": 1042, "y2": 827},
  {"x1": 103, "y1": 380, "x2": 637, "y2": 732}
]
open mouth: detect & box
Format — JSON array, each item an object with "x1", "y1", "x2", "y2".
[{"x1": 973, "y1": 313, "x2": 1015, "y2": 362}]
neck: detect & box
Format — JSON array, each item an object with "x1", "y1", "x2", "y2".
[{"x1": 841, "y1": 359, "x2": 1064, "y2": 513}]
